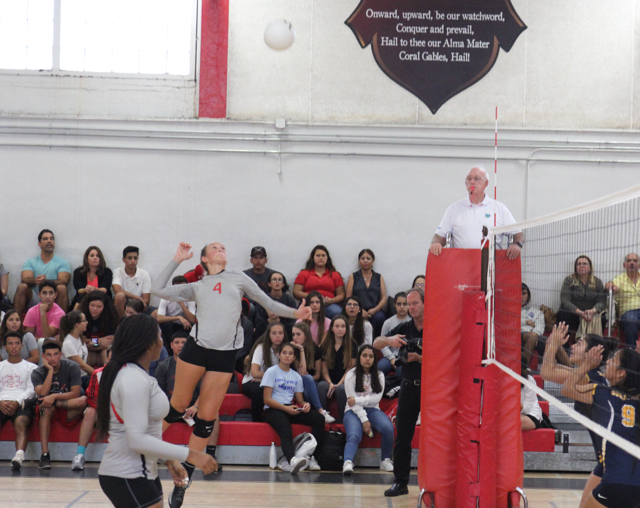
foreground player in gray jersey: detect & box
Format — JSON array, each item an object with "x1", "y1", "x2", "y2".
[
  {"x1": 152, "y1": 242, "x2": 312, "y2": 507},
  {"x1": 96, "y1": 314, "x2": 215, "y2": 508}
]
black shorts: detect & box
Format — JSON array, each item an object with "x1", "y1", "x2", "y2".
[
  {"x1": 99, "y1": 475, "x2": 162, "y2": 508},
  {"x1": 591, "y1": 482, "x2": 640, "y2": 508},
  {"x1": 0, "y1": 405, "x2": 33, "y2": 426},
  {"x1": 179, "y1": 336, "x2": 236, "y2": 373},
  {"x1": 524, "y1": 414, "x2": 541, "y2": 429}
]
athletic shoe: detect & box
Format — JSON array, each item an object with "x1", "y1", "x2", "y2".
[
  {"x1": 321, "y1": 409, "x2": 336, "y2": 424},
  {"x1": 342, "y1": 460, "x2": 354, "y2": 475},
  {"x1": 169, "y1": 482, "x2": 190, "y2": 508},
  {"x1": 386, "y1": 386, "x2": 400, "y2": 398},
  {"x1": 289, "y1": 456, "x2": 307, "y2": 474},
  {"x1": 38, "y1": 452, "x2": 51, "y2": 469},
  {"x1": 277, "y1": 459, "x2": 292, "y2": 472},
  {"x1": 71, "y1": 454, "x2": 85, "y2": 471},
  {"x1": 11, "y1": 450, "x2": 24, "y2": 470},
  {"x1": 379, "y1": 458, "x2": 394, "y2": 472},
  {"x1": 307, "y1": 456, "x2": 321, "y2": 471}
]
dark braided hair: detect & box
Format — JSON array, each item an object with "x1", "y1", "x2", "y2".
[{"x1": 96, "y1": 314, "x2": 160, "y2": 441}]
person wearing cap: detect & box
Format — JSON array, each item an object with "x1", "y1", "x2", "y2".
[
  {"x1": 429, "y1": 166, "x2": 523, "y2": 260},
  {"x1": 243, "y1": 247, "x2": 275, "y2": 294}
]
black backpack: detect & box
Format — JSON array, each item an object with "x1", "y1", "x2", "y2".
[{"x1": 314, "y1": 426, "x2": 346, "y2": 471}]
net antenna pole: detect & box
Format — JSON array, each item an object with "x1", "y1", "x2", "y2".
[{"x1": 494, "y1": 106, "x2": 498, "y2": 228}]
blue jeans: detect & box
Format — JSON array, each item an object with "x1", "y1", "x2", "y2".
[
  {"x1": 621, "y1": 309, "x2": 640, "y2": 346},
  {"x1": 325, "y1": 304, "x2": 342, "y2": 319},
  {"x1": 368, "y1": 310, "x2": 386, "y2": 338},
  {"x1": 377, "y1": 358, "x2": 403, "y2": 378},
  {"x1": 302, "y1": 374, "x2": 323, "y2": 410},
  {"x1": 343, "y1": 407, "x2": 394, "y2": 462}
]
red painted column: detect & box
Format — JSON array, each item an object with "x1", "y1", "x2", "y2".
[{"x1": 198, "y1": 0, "x2": 229, "y2": 118}]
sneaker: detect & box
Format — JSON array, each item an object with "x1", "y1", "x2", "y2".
[
  {"x1": 416, "y1": 412, "x2": 421, "y2": 426},
  {"x1": 277, "y1": 459, "x2": 292, "y2": 472},
  {"x1": 71, "y1": 454, "x2": 85, "y2": 471},
  {"x1": 307, "y1": 456, "x2": 321, "y2": 471},
  {"x1": 321, "y1": 409, "x2": 336, "y2": 424},
  {"x1": 11, "y1": 450, "x2": 24, "y2": 470},
  {"x1": 38, "y1": 452, "x2": 51, "y2": 469},
  {"x1": 386, "y1": 386, "x2": 401, "y2": 398},
  {"x1": 289, "y1": 456, "x2": 307, "y2": 474},
  {"x1": 342, "y1": 460, "x2": 354, "y2": 475},
  {"x1": 168, "y1": 482, "x2": 190, "y2": 508},
  {"x1": 379, "y1": 458, "x2": 394, "y2": 472}
]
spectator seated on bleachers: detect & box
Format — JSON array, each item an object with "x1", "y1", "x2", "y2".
[
  {"x1": 318, "y1": 316, "x2": 358, "y2": 423},
  {"x1": 60, "y1": 310, "x2": 93, "y2": 379},
  {"x1": 24, "y1": 280, "x2": 65, "y2": 343},
  {"x1": 607, "y1": 252, "x2": 640, "y2": 346},
  {"x1": 70, "y1": 246, "x2": 113, "y2": 310},
  {"x1": 0, "y1": 331, "x2": 37, "y2": 470},
  {"x1": 293, "y1": 245, "x2": 345, "y2": 319},
  {"x1": 0, "y1": 262, "x2": 11, "y2": 311},
  {"x1": 79, "y1": 292, "x2": 119, "y2": 368},
  {"x1": 152, "y1": 275, "x2": 196, "y2": 348},
  {"x1": 521, "y1": 283, "x2": 546, "y2": 367},
  {"x1": 32, "y1": 340, "x2": 87, "y2": 469},
  {"x1": 243, "y1": 246, "x2": 274, "y2": 294},
  {"x1": 14, "y1": 229, "x2": 71, "y2": 314},
  {"x1": 112, "y1": 246, "x2": 151, "y2": 318},
  {"x1": 70, "y1": 347, "x2": 111, "y2": 471},
  {"x1": 155, "y1": 331, "x2": 221, "y2": 466},
  {"x1": 254, "y1": 271, "x2": 297, "y2": 339},
  {"x1": 342, "y1": 295, "x2": 373, "y2": 346},
  {"x1": 345, "y1": 249, "x2": 388, "y2": 337},
  {"x1": 557, "y1": 255, "x2": 607, "y2": 336},
  {"x1": 0, "y1": 309, "x2": 39, "y2": 364},
  {"x1": 124, "y1": 299, "x2": 144, "y2": 317},
  {"x1": 412, "y1": 275, "x2": 425, "y2": 289},
  {"x1": 297, "y1": 290, "x2": 330, "y2": 345},
  {"x1": 378, "y1": 292, "x2": 411, "y2": 377},
  {"x1": 520, "y1": 355, "x2": 543, "y2": 431},
  {"x1": 242, "y1": 323, "x2": 286, "y2": 422}
]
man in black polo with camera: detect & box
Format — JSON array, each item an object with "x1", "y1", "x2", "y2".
[{"x1": 373, "y1": 287, "x2": 424, "y2": 497}]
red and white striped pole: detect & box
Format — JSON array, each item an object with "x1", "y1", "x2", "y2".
[{"x1": 494, "y1": 106, "x2": 498, "y2": 227}]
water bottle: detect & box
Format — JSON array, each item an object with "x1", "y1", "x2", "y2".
[{"x1": 269, "y1": 442, "x2": 277, "y2": 469}]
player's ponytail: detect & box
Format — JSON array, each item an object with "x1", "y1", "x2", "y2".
[{"x1": 96, "y1": 314, "x2": 160, "y2": 441}]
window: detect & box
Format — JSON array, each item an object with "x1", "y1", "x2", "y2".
[{"x1": 0, "y1": 0, "x2": 197, "y2": 77}]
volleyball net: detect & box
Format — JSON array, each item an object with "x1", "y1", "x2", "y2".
[{"x1": 486, "y1": 183, "x2": 640, "y2": 465}]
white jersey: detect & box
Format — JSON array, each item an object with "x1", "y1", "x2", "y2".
[
  {"x1": 98, "y1": 363, "x2": 189, "y2": 479},
  {"x1": 0, "y1": 359, "x2": 36, "y2": 404},
  {"x1": 152, "y1": 261, "x2": 297, "y2": 351}
]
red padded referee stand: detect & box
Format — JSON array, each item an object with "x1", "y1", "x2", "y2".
[{"x1": 419, "y1": 249, "x2": 523, "y2": 508}]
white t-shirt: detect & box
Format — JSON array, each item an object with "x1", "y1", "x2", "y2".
[
  {"x1": 157, "y1": 298, "x2": 196, "y2": 317},
  {"x1": 0, "y1": 359, "x2": 37, "y2": 404},
  {"x1": 260, "y1": 365, "x2": 303, "y2": 409},
  {"x1": 242, "y1": 344, "x2": 278, "y2": 384},
  {"x1": 521, "y1": 375, "x2": 543, "y2": 421},
  {"x1": 112, "y1": 267, "x2": 151, "y2": 297},
  {"x1": 61, "y1": 334, "x2": 88, "y2": 363},
  {"x1": 435, "y1": 195, "x2": 519, "y2": 249}
]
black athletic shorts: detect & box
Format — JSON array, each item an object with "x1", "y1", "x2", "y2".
[
  {"x1": 524, "y1": 414, "x2": 541, "y2": 429},
  {"x1": 0, "y1": 405, "x2": 33, "y2": 425},
  {"x1": 99, "y1": 475, "x2": 162, "y2": 508},
  {"x1": 591, "y1": 482, "x2": 640, "y2": 508},
  {"x1": 179, "y1": 336, "x2": 236, "y2": 373}
]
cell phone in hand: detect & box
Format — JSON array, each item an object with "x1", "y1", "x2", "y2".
[
  {"x1": 294, "y1": 407, "x2": 303, "y2": 411},
  {"x1": 91, "y1": 337, "x2": 99, "y2": 347}
]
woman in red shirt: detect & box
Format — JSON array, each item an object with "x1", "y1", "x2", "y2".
[{"x1": 293, "y1": 245, "x2": 345, "y2": 318}]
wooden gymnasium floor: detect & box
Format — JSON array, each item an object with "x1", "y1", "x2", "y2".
[{"x1": 0, "y1": 462, "x2": 587, "y2": 507}]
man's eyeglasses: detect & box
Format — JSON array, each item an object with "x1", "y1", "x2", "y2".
[{"x1": 465, "y1": 177, "x2": 486, "y2": 183}]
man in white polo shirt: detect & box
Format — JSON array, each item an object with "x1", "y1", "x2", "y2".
[
  {"x1": 429, "y1": 165, "x2": 523, "y2": 260},
  {"x1": 112, "y1": 246, "x2": 152, "y2": 318}
]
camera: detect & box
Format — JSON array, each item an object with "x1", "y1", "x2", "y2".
[{"x1": 396, "y1": 336, "x2": 422, "y2": 367}]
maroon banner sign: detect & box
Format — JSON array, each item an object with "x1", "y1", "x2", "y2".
[{"x1": 346, "y1": 0, "x2": 526, "y2": 114}]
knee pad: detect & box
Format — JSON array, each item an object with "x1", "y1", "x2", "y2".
[
  {"x1": 164, "y1": 404, "x2": 184, "y2": 424},
  {"x1": 193, "y1": 416, "x2": 216, "y2": 439}
]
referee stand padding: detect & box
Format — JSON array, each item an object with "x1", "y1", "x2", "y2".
[{"x1": 420, "y1": 250, "x2": 524, "y2": 508}]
